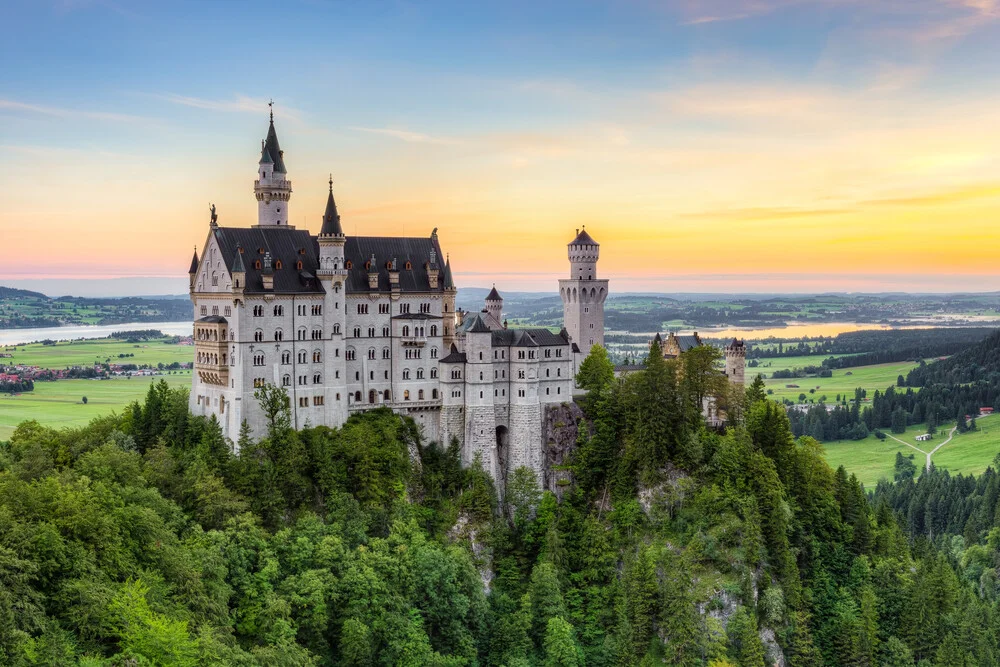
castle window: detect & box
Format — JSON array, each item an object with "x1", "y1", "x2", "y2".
[
  {"x1": 337, "y1": 393, "x2": 341, "y2": 401},
  {"x1": 546, "y1": 369, "x2": 550, "y2": 377},
  {"x1": 419, "y1": 389, "x2": 424, "y2": 400},
  {"x1": 333, "y1": 324, "x2": 341, "y2": 335},
  {"x1": 518, "y1": 351, "x2": 525, "y2": 359},
  {"x1": 518, "y1": 389, "x2": 525, "y2": 397},
  {"x1": 417, "y1": 369, "x2": 424, "y2": 379},
  {"x1": 383, "y1": 347, "x2": 390, "y2": 359},
  {"x1": 253, "y1": 353, "x2": 265, "y2": 366},
  {"x1": 384, "y1": 390, "x2": 391, "y2": 401},
  {"x1": 282, "y1": 351, "x2": 291, "y2": 364},
  {"x1": 312, "y1": 304, "x2": 322, "y2": 315},
  {"x1": 282, "y1": 375, "x2": 290, "y2": 386},
  {"x1": 430, "y1": 325, "x2": 437, "y2": 336},
  {"x1": 346, "y1": 260, "x2": 353, "y2": 269},
  {"x1": 346, "y1": 348, "x2": 356, "y2": 360},
  {"x1": 313, "y1": 351, "x2": 321, "y2": 363},
  {"x1": 557, "y1": 368, "x2": 561, "y2": 376},
  {"x1": 274, "y1": 305, "x2": 283, "y2": 316},
  {"x1": 298, "y1": 350, "x2": 307, "y2": 363},
  {"x1": 432, "y1": 389, "x2": 438, "y2": 399},
  {"x1": 296, "y1": 261, "x2": 303, "y2": 270},
  {"x1": 379, "y1": 303, "x2": 390, "y2": 314},
  {"x1": 556, "y1": 349, "x2": 562, "y2": 358},
  {"x1": 557, "y1": 387, "x2": 561, "y2": 394},
  {"x1": 403, "y1": 369, "x2": 410, "y2": 380},
  {"x1": 254, "y1": 329, "x2": 263, "y2": 342},
  {"x1": 274, "y1": 329, "x2": 283, "y2": 341},
  {"x1": 212, "y1": 272, "x2": 218, "y2": 286},
  {"x1": 404, "y1": 390, "x2": 410, "y2": 401},
  {"x1": 354, "y1": 391, "x2": 362, "y2": 402},
  {"x1": 479, "y1": 352, "x2": 483, "y2": 360},
  {"x1": 313, "y1": 396, "x2": 324, "y2": 406},
  {"x1": 312, "y1": 328, "x2": 322, "y2": 340},
  {"x1": 430, "y1": 348, "x2": 438, "y2": 359},
  {"x1": 420, "y1": 303, "x2": 430, "y2": 313},
  {"x1": 200, "y1": 305, "x2": 207, "y2": 316},
  {"x1": 518, "y1": 370, "x2": 525, "y2": 379},
  {"x1": 313, "y1": 373, "x2": 321, "y2": 384},
  {"x1": 253, "y1": 305, "x2": 263, "y2": 317},
  {"x1": 275, "y1": 260, "x2": 283, "y2": 269},
  {"x1": 353, "y1": 327, "x2": 361, "y2": 337},
  {"x1": 403, "y1": 326, "x2": 410, "y2": 337},
  {"x1": 224, "y1": 306, "x2": 231, "y2": 317},
  {"x1": 368, "y1": 327, "x2": 375, "y2": 337},
  {"x1": 368, "y1": 348, "x2": 376, "y2": 360},
  {"x1": 479, "y1": 371, "x2": 483, "y2": 380},
  {"x1": 405, "y1": 261, "x2": 412, "y2": 270},
  {"x1": 255, "y1": 260, "x2": 262, "y2": 269},
  {"x1": 546, "y1": 388, "x2": 550, "y2": 395},
  {"x1": 212, "y1": 306, "x2": 219, "y2": 315},
  {"x1": 431, "y1": 368, "x2": 437, "y2": 378},
  {"x1": 357, "y1": 304, "x2": 368, "y2": 314}
]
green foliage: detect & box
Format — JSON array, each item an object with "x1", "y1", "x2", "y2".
[{"x1": 575, "y1": 344, "x2": 615, "y2": 394}]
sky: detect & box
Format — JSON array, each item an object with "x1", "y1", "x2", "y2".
[{"x1": 2, "y1": 0, "x2": 1000, "y2": 296}]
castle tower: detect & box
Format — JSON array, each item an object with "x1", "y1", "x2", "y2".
[
  {"x1": 558, "y1": 227, "x2": 609, "y2": 351},
  {"x1": 317, "y1": 176, "x2": 349, "y2": 425},
  {"x1": 463, "y1": 313, "x2": 499, "y2": 480},
  {"x1": 724, "y1": 339, "x2": 746, "y2": 385},
  {"x1": 254, "y1": 106, "x2": 293, "y2": 227},
  {"x1": 484, "y1": 285, "x2": 503, "y2": 329}
]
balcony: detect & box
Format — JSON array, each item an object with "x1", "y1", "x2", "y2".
[{"x1": 400, "y1": 335, "x2": 427, "y2": 347}]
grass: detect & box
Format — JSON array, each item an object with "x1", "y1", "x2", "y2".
[
  {"x1": 749, "y1": 353, "x2": 861, "y2": 372},
  {"x1": 0, "y1": 373, "x2": 191, "y2": 440},
  {"x1": 1, "y1": 337, "x2": 192, "y2": 369},
  {"x1": 822, "y1": 417, "x2": 1000, "y2": 488},
  {"x1": 758, "y1": 360, "x2": 920, "y2": 402}
]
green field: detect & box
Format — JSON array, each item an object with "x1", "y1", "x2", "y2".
[
  {"x1": 749, "y1": 353, "x2": 860, "y2": 372},
  {"x1": 759, "y1": 359, "x2": 920, "y2": 402},
  {"x1": 1, "y1": 337, "x2": 192, "y2": 369},
  {"x1": 0, "y1": 373, "x2": 191, "y2": 439},
  {"x1": 823, "y1": 417, "x2": 1000, "y2": 488}
]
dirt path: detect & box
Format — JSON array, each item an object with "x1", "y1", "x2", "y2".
[{"x1": 883, "y1": 413, "x2": 993, "y2": 472}]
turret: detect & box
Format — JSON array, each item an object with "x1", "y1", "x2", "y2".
[
  {"x1": 254, "y1": 104, "x2": 293, "y2": 227},
  {"x1": 559, "y1": 226, "x2": 609, "y2": 350},
  {"x1": 188, "y1": 247, "x2": 199, "y2": 292},
  {"x1": 318, "y1": 176, "x2": 346, "y2": 275},
  {"x1": 484, "y1": 285, "x2": 503, "y2": 329},
  {"x1": 442, "y1": 254, "x2": 458, "y2": 348},
  {"x1": 724, "y1": 339, "x2": 746, "y2": 385},
  {"x1": 231, "y1": 244, "x2": 246, "y2": 294},
  {"x1": 568, "y1": 226, "x2": 599, "y2": 280}
]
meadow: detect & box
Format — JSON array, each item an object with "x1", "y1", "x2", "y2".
[
  {"x1": 823, "y1": 417, "x2": 1000, "y2": 488},
  {"x1": 757, "y1": 358, "x2": 920, "y2": 402},
  {"x1": 1, "y1": 337, "x2": 192, "y2": 369},
  {"x1": 0, "y1": 372, "x2": 191, "y2": 439}
]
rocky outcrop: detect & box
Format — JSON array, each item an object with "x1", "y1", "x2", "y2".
[{"x1": 542, "y1": 402, "x2": 589, "y2": 498}]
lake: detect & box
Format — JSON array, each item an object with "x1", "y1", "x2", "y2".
[{"x1": 0, "y1": 321, "x2": 193, "y2": 346}]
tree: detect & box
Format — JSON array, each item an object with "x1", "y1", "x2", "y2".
[
  {"x1": 81, "y1": 396, "x2": 88, "y2": 404},
  {"x1": 576, "y1": 344, "x2": 615, "y2": 393},
  {"x1": 542, "y1": 617, "x2": 583, "y2": 667},
  {"x1": 727, "y1": 606, "x2": 765, "y2": 667},
  {"x1": 894, "y1": 452, "x2": 917, "y2": 482},
  {"x1": 745, "y1": 375, "x2": 767, "y2": 405},
  {"x1": 891, "y1": 407, "x2": 908, "y2": 434}
]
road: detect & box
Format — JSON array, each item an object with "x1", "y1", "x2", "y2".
[{"x1": 883, "y1": 413, "x2": 993, "y2": 472}]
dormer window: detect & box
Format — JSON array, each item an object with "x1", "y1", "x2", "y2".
[
  {"x1": 254, "y1": 260, "x2": 262, "y2": 269},
  {"x1": 296, "y1": 261, "x2": 303, "y2": 270},
  {"x1": 405, "y1": 261, "x2": 412, "y2": 270},
  {"x1": 300, "y1": 248, "x2": 306, "y2": 255},
  {"x1": 258, "y1": 247, "x2": 264, "y2": 254},
  {"x1": 345, "y1": 260, "x2": 353, "y2": 269},
  {"x1": 275, "y1": 260, "x2": 283, "y2": 270}
]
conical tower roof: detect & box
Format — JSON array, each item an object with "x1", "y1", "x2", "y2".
[
  {"x1": 263, "y1": 113, "x2": 287, "y2": 173},
  {"x1": 443, "y1": 255, "x2": 455, "y2": 289},
  {"x1": 320, "y1": 176, "x2": 344, "y2": 236},
  {"x1": 258, "y1": 141, "x2": 273, "y2": 165},
  {"x1": 188, "y1": 248, "x2": 199, "y2": 274},
  {"x1": 569, "y1": 226, "x2": 598, "y2": 245},
  {"x1": 486, "y1": 285, "x2": 502, "y2": 301},
  {"x1": 231, "y1": 245, "x2": 246, "y2": 273}
]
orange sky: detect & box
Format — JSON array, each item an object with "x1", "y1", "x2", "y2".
[{"x1": 3, "y1": 1, "x2": 1000, "y2": 294}]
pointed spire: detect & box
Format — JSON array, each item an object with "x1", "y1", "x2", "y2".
[
  {"x1": 231, "y1": 244, "x2": 246, "y2": 273},
  {"x1": 320, "y1": 174, "x2": 344, "y2": 236},
  {"x1": 259, "y1": 139, "x2": 273, "y2": 165},
  {"x1": 188, "y1": 247, "x2": 199, "y2": 274},
  {"x1": 263, "y1": 104, "x2": 286, "y2": 173},
  {"x1": 443, "y1": 254, "x2": 455, "y2": 289},
  {"x1": 486, "y1": 284, "x2": 502, "y2": 302}
]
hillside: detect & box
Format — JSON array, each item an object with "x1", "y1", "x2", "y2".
[
  {"x1": 0, "y1": 286, "x2": 47, "y2": 300},
  {"x1": 906, "y1": 330, "x2": 1000, "y2": 385},
  {"x1": 0, "y1": 287, "x2": 191, "y2": 329},
  {"x1": 2, "y1": 349, "x2": 1000, "y2": 664}
]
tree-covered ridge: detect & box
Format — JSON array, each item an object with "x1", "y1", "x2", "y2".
[
  {"x1": 0, "y1": 343, "x2": 998, "y2": 665},
  {"x1": 787, "y1": 331, "x2": 1000, "y2": 441}
]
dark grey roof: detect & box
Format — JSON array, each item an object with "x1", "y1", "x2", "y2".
[
  {"x1": 443, "y1": 256, "x2": 455, "y2": 289},
  {"x1": 570, "y1": 227, "x2": 598, "y2": 245},
  {"x1": 231, "y1": 245, "x2": 246, "y2": 273},
  {"x1": 465, "y1": 313, "x2": 492, "y2": 333},
  {"x1": 212, "y1": 226, "x2": 324, "y2": 294},
  {"x1": 675, "y1": 334, "x2": 702, "y2": 352},
  {"x1": 320, "y1": 182, "x2": 344, "y2": 236},
  {"x1": 343, "y1": 235, "x2": 446, "y2": 294},
  {"x1": 259, "y1": 143, "x2": 273, "y2": 165},
  {"x1": 392, "y1": 313, "x2": 442, "y2": 320},
  {"x1": 615, "y1": 363, "x2": 646, "y2": 373},
  {"x1": 196, "y1": 315, "x2": 228, "y2": 324},
  {"x1": 188, "y1": 249, "x2": 199, "y2": 274},
  {"x1": 486, "y1": 286, "x2": 502, "y2": 301},
  {"x1": 490, "y1": 328, "x2": 569, "y2": 348},
  {"x1": 264, "y1": 119, "x2": 287, "y2": 173},
  {"x1": 727, "y1": 338, "x2": 746, "y2": 349},
  {"x1": 440, "y1": 344, "x2": 467, "y2": 364}
]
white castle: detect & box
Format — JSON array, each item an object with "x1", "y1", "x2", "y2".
[{"x1": 188, "y1": 112, "x2": 609, "y2": 483}]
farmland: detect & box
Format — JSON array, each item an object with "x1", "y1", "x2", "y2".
[
  {"x1": 823, "y1": 417, "x2": 1000, "y2": 488},
  {"x1": 0, "y1": 373, "x2": 191, "y2": 439},
  {"x1": 758, "y1": 359, "x2": 921, "y2": 402},
  {"x1": 1, "y1": 337, "x2": 192, "y2": 369}
]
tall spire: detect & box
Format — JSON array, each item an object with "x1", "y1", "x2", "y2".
[
  {"x1": 443, "y1": 254, "x2": 455, "y2": 289},
  {"x1": 231, "y1": 244, "x2": 246, "y2": 273},
  {"x1": 263, "y1": 103, "x2": 286, "y2": 173},
  {"x1": 188, "y1": 247, "x2": 199, "y2": 274},
  {"x1": 320, "y1": 174, "x2": 344, "y2": 236}
]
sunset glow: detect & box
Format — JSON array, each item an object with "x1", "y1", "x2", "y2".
[{"x1": 3, "y1": 0, "x2": 1000, "y2": 294}]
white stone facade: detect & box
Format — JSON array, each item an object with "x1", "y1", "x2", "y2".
[{"x1": 188, "y1": 114, "x2": 603, "y2": 486}]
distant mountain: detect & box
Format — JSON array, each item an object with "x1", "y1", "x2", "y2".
[{"x1": 0, "y1": 286, "x2": 49, "y2": 300}]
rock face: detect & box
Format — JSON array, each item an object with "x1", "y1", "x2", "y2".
[{"x1": 542, "y1": 402, "x2": 589, "y2": 498}]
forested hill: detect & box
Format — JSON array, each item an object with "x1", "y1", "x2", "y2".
[
  {"x1": 0, "y1": 286, "x2": 47, "y2": 300},
  {"x1": 906, "y1": 329, "x2": 1000, "y2": 386},
  {"x1": 2, "y1": 346, "x2": 1000, "y2": 664}
]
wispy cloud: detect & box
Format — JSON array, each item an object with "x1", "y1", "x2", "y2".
[
  {"x1": 0, "y1": 98, "x2": 150, "y2": 124},
  {"x1": 348, "y1": 126, "x2": 459, "y2": 145},
  {"x1": 155, "y1": 93, "x2": 303, "y2": 122}
]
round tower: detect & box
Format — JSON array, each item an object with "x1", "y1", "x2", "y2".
[
  {"x1": 558, "y1": 226, "x2": 609, "y2": 350},
  {"x1": 254, "y1": 105, "x2": 293, "y2": 227},
  {"x1": 485, "y1": 285, "x2": 503, "y2": 328},
  {"x1": 724, "y1": 339, "x2": 746, "y2": 385}
]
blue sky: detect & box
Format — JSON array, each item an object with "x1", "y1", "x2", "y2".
[{"x1": 3, "y1": 0, "x2": 1000, "y2": 295}]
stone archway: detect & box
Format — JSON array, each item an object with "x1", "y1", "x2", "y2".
[{"x1": 496, "y1": 425, "x2": 510, "y2": 481}]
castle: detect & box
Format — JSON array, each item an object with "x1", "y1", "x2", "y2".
[{"x1": 188, "y1": 111, "x2": 609, "y2": 483}]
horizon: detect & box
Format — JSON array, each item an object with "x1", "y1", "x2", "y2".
[{"x1": 3, "y1": 1, "x2": 1000, "y2": 293}]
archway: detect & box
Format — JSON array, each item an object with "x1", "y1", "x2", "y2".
[
  {"x1": 369, "y1": 389, "x2": 377, "y2": 404},
  {"x1": 496, "y1": 426, "x2": 510, "y2": 481}
]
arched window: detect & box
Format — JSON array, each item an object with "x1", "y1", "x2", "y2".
[
  {"x1": 354, "y1": 391, "x2": 362, "y2": 402},
  {"x1": 403, "y1": 369, "x2": 410, "y2": 380},
  {"x1": 418, "y1": 389, "x2": 424, "y2": 400},
  {"x1": 274, "y1": 305, "x2": 283, "y2": 316},
  {"x1": 383, "y1": 389, "x2": 391, "y2": 401},
  {"x1": 313, "y1": 373, "x2": 321, "y2": 384},
  {"x1": 405, "y1": 261, "x2": 412, "y2": 270},
  {"x1": 274, "y1": 329, "x2": 283, "y2": 341},
  {"x1": 432, "y1": 388, "x2": 438, "y2": 399},
  {"x1": 282, "y1": 375, "x2": 290, "y2": 386},
  {"x1": 281, "y1": 351, "x2": 291, "y2": 364},
  {"x1": 430, "y1": 325, "x2": 438, "y2": 336},
  {"x1": 275, "y1": 260, "x2": 283, "y2": 269},
  {"x1": 255, "y1": 260, "x2": 262, "y2": 270},
  {"x1": 346, "y1": 260, "x2": 353, "y2": 269},
  {"x1": 333, "y1": 323, "x2": 341, "y2": 335},
  {"x1": 296, "y1": 261, "x2": 303, "y2": 270},
  {"x1": 404, "y1": 390, "x2": 410, "y2": 400},
  {"x1": 313, "y1": 350, "x2": 321, "y2": 363},
  {"x1": 431, "y1": 368, "x2": 438, "y2": 378},
  {"x1": 403, "y1": 326, "x2": 410, "y2": 337},
  {"x1": 417, "y1": 369, "x2": 424, "y2": 379},
  {"x1": 254, "y1": 329, "x2": 263, "y2": 342},
  {"x1": 368, "y1": 348, "x2": 376, "y2": 360},
  {"x1": 346, "y1": 348, "x2": 356, "y2": 360}
]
